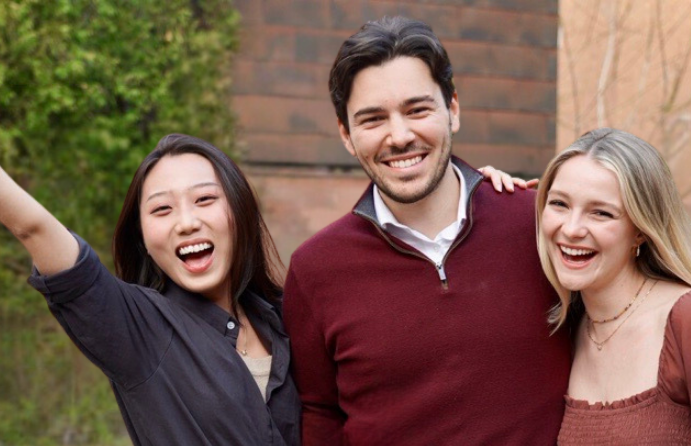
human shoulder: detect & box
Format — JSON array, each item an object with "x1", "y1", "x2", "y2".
[
  {"x1": 468, "y1": 181, "x2": 537, "y2": 229},
  {"x1": 667, "y1": 286, "x2": 691, "y2": 329},
  {"x1": 290, "y1": 212, "x2": 371, "y2": 263}
]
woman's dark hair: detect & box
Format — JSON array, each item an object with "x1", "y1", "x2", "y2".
[
  {"x1": 329, "y1": 16, "x2": 455, "y2": 133},
  {"x1": 113, "y1": 134, "x2": 284, "y2": 313}
]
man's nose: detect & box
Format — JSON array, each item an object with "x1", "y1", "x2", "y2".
[{"x1": 387, "y1": 115, "x2": 415, "y2": 149}]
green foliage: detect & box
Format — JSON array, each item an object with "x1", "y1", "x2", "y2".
[{"x1": 0, "y1": 0, "x2": 239, "y2": 444}]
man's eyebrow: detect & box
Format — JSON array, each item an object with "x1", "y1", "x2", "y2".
[
  {"x1": 145, "y1": 182, "x2": 220, "y2": 203},
  {"x1": 403, "y1": 95, "x2": 436, "y2": 107},
  {"x1": 353, "y1": 106, "x2": 385, "y2": 120},
  {"x1": 352, "y1": 95, "x2": 438, "y2": 120}
]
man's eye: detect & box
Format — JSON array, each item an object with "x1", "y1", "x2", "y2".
[
  {"x1": 361, "y1": 116, "x2": 383, "y2": 125},
  {"x1": 409, "y1": 107, "x2": 429, "y2": 115}
]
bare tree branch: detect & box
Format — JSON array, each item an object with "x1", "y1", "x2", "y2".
[
  {"x1": 559, "y1": 16, "x2": 582, "y2": 140},
  {"x1": 624, "y1": 9, "x2": 655, "y2": 128},
  {"x1": 597, "y1": 1, "x2": 618, "y2": 127}
]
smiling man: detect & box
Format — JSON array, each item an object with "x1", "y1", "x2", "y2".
[{"x1": 283, "y1": 17, "x2": 571, "y2": 446}]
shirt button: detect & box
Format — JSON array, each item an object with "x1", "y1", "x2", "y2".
[{"x1": 227, "y1": 321, "x2": 236, "y2": 330}]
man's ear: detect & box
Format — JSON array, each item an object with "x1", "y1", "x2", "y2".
[
  {"x1": 449, "y1": 91, "x2": 461, "y2": 134},
  {"x1": 338, "y1": 118, "x2": 356, "y2": 157}
]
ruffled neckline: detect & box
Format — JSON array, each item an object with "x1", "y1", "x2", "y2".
[
  {"x1": 564, "y1": 387, "x2": 659, "y2": 410},
  {"x1": 564, "y1": 291, "x2": 691, "y2": 412}
]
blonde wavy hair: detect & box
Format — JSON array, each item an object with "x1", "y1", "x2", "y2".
[{"x1": 536, "y1": 128, "x2": 691, "y2": 330}]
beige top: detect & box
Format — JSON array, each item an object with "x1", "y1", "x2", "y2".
[
  {"x1": 558, "y1": 291, "x2": 691, "y2": 445},
  {"x1": 241, "y1": 355, "x2": 272, "y2": 402}
]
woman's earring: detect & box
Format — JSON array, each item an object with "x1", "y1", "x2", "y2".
[{"x1": 636, "y1": 245, "x2": 641, "y2": 257}]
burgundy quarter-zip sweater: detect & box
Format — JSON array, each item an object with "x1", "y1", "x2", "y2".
[{"x1": 284, "y1": 158, "x2": 571, "y2": 446}]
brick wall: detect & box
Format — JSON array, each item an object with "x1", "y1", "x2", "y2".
[{"x1": 232, "y1": 0, "x2": 558, "y2": 264}]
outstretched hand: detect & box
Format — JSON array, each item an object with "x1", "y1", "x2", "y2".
[{"x1": 478, "y1": 165, "x2": 539, "y2": 193}]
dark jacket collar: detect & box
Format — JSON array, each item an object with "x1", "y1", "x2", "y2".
[{"x1": 352, "y1": 156, "x2": 484, "y2": 223}]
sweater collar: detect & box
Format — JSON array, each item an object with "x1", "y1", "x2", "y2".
[{"x1": 352, "y1": 156, "x2": 483, "y2": 224}]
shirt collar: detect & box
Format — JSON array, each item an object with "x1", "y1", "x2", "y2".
[
  {"x1": 164, "y1": 281, "x2": 284, "y2": 337},
  {"x1": 164, "y1": 281, "x2": 235, "y2": 336},
  {"x1": 373, "y1": 163, "x2": 467, "y2": 232}
]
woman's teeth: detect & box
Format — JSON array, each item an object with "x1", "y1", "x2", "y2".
[
  {"x1": 178, "y1": 243, "x2": 212, "y2": 256},
  {"x1": 560, "y1": 246, "x2": 594, "y2": 256}
]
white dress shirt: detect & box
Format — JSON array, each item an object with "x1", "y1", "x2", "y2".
[{"x1": 373, "y1": 164, "x2": 467, "y2": 265}]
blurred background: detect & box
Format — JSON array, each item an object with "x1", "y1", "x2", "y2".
[{"x1": 1, "y1": 0, "x2": 689, "y2": 444}]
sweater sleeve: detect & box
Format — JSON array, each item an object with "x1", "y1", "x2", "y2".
[
  {"x1": 283, "y1": 265, "x2": 345, "y2": 446},
  {"x1": 659, "y1": 291, "x2": 691, "y2": 405}
]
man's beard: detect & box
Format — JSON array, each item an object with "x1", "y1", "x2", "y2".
[{"x1": 371, "y1": 132, "x2": 453, "y2": 205}]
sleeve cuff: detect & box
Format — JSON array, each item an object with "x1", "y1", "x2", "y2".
[{"x1": 27, "y1": 233, "x2": 102, "y2": 304}]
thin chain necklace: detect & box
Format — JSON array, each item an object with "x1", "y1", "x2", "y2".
[
  {"x1": 586, "y1": 277, "x2": 647, "y2": 324},
  {"x1": 237, "y1": 309, "x2": 249, "y2": 356},
  {"x1": 586, "y1": 279, "x2": 658, "y2": 351}
]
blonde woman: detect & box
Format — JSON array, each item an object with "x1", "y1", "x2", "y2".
[{"x1": 537, "y1": 128, "x2": 691, "y2": 444}]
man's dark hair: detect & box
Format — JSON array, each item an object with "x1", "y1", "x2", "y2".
[{"x1": 329, "y1": 16, "x2": 455, "y2": 133}]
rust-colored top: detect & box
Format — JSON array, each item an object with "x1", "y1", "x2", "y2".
[{"x1": 559, "y1": 291, "x2": 691, "y2": 445}]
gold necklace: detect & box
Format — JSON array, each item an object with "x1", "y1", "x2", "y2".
[
  {"x1": 238, "y1": 325, "x2": 249, "y2": 356},
  {"x1": 586, "y1": 277, "x2": 647, "y2": 324},
  {"x1": 586, "y1": 279, "x2": 658, "y2": 351},
  {"x1": 236, "y1": 309, "x2": 249, "y2": 356}
]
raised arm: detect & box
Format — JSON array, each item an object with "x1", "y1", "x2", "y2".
[{"x1": 0, "y1": 167, "x2": 79, "y2": 275}]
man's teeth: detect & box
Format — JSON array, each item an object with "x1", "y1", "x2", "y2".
[
  {"x1": 560, "y1": 246, "x2": 594, "y2": 256},
  {"x1": 178, "y1": 243, "x2": 212, "y2": 256},
  {"x1": 389, "y1": 156, "x2": 423, "y2": 169}
]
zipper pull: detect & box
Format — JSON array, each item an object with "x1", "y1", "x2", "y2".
[{"x1": 436, "y1": 263, "x2": 449, "y2": 290}]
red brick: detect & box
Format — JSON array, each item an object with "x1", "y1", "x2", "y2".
[
  {"x1": 456, "y1": 77, "x2": 556, "y2": 113},
  {"x1": 240, "y1": 133, "x2": 356, "y2": 167},
  {"x1": 330, "y1": 0, "x2": 372, "y2": 30},
  {"x1": 234, "y1": 95, "x2": 336, "y2": 135},
  {"x1": 295, "y1": 30, "x2": 351, "y2": 64},
  {"x1": 455, "y1": 8, "x2": 557, "y2": 47},
  {"x1": 232, "y1": 60, "x2": 330, "y2": 99},
  {"x1": 262, "y1": 0, "x2": 332, "y2": 28},
  {"x1": 373, "y1": 0, "x2": 558, "y2": 15},
  {"x1": 234, "y1": 0, "x2": 264, "y2": 26},
  {"x1": 237, "y1": 28, "x2": 296, "y2": 62},
  {"x1": 358, "y1": 2, "x2": 558, "y2": 48},
  {"x1": 446, "y1": 41, "x2": 557, "y2": 80},
  {"x1": 457, "y1": 109, "x2": 554, "y2": 145},
  {"x1": 454, "y1": 142, "x2": 555, "y2": 175},
  {"x1": 246, "y1": 170, "x2": 370, "y2": 265}
]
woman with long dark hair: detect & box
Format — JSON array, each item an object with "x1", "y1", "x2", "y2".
[{"x1": 0, "y1": 134, "x2": 300, "y2": 445}]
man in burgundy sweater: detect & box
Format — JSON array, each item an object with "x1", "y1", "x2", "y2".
[{"x1": 283, "y1": 16, "x2": 571, "y2": 445}]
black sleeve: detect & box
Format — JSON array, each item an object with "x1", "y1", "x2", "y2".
[{"x1": 28, "y1": 234, "x2": 173, "y2": 389}]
